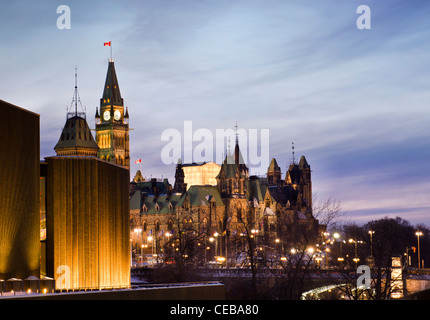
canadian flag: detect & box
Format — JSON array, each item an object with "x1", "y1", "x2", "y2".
[
  {"x1": 104, "y1": 41, "x2": 111, "y2": 46},
  {"x1": 135, "y1": 159, "x2": 142, "y2": 164}
]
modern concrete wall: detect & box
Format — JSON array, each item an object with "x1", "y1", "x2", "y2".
[
  {"x1": 44, "y1": 156, "x2": 130, "y2": 290},
  {"x1": 3, "y1": 282, "x2": 226, "y2": 300},
  {"x1": 0, "y1": 100, "x2": 40, "y2": 280}
]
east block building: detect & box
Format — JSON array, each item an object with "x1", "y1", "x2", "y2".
[{"x1": 130, "y1": 139, "x2": 324, "y2": 264}]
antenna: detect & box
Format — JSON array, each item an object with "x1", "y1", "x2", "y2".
[
  {"x1": 292, "y1": 142, "x2": 296, "y2": 165},
  {"x1": 235, "y1": 121, "x2": 239, "y2": 144},
  {"x1": 74, "y1": 66, "x2": 78, "y2": 116},
  {"x1": 67, "y1": 66, "x2": 85, "y2": 119}
]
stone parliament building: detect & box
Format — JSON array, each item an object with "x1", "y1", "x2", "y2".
[{"x1": 130, "y1": 137, "x2": 324, "y2": 265}]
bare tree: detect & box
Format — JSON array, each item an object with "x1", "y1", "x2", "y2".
[
  {"x1": 312, "y1": 194, "x2": 345, "y2": 229},
  {"x1": 229, "y1": 200, "x2": 261, "y2": 298},
  {"x1": 155, "y1": 210, "x2": 206, "y2": 282}
]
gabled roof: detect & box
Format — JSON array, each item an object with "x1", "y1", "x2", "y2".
[
  {"x1": 178, "y1": 185, "x2": 224, "y2": 207},
  {"x1": 268, "y1": 158, "x2": 281, "y2": 172},
  {"x1": 134, "y1": 179, "x2": 171, "y2": 195},
  {"x1": 216, "y1": 155, "x2": 246, "y2": 179},
  {"x1": 54, "y1": 115, "x2": 99, "y2": 154},
  {"x1": 141, "y1": 194, "x2": 181, "y2": 215},
  {"x1": 286, "y1": 163, "x2": 301, "y2": 184},
  {"x1": 299, "y1": 155, "x2": 310, "y2": 169},
  {"x1": 130, "y1": 190, "x2": 143, "y2": 210},
  {"x1": 247, "y1": 177, "x2": 267, "y2": 202},
  {"x1": 268, "y1": 185, "x2": 299, "y2": 207}
]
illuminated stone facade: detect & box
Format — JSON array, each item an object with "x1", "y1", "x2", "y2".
[
  {"x1": 95, "y1": 60, "x2": 130, "y2": 170},
  {"x1": 43, "y1": 156, "x2": 130, "y2": 290},
  {"x1": 130, "y1": 140, "x2": 322, "y2": 262},
  {"x1": 0, "y1": 100, "x2": 40, "y2": 280}
]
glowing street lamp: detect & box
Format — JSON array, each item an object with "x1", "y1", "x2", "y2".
[
  {"x1": 416, "y1": 230, "x2": 423, "y2": 269},
  {"x1": 349, "y1": 238, "x2": 363, "y2": 265},
  {"x1": 368, "y1": 230, "x2": 375, "y2": 257}
]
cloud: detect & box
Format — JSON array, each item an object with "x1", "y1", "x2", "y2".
[{"x1": 1, "y1": 0, "x2": 430, "y2": 226}]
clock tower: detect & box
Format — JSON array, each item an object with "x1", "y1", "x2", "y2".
[{"x1": 95, "y1": 60, "x2": 130, "y2": 170}]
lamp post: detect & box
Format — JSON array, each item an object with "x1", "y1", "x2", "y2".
[
  {"x1": 147, "y1": 236, "x2": 154, "y2": 265},
  {"x1": 214, "y1": 232, "x2": 219, "y2": 258},
  {"x1": 349, "y1": 238, "x2": 363, "y2": 265},
  {"x1": 333, "y1": 232, "x2": 344, "y2": 267},
  {"x1": 134, "y1": 227, "x2": 142, "y2": 265},
  {"x1": 416, "y1": 231, "x2": 423, "y2": 269},
  {"x1": 368, "y1": 230, "x2": 375, "y2": 257}
]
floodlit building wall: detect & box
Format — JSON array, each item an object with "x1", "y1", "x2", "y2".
[
  {"x1": 44, "y1": 156, "x2": 130, "y2": 290},
  {"x1": 0, "y1": 100, "x2": 40, "y2": 280},
  {"x1": 183, "y1": 162, "x2": 221, "y2": 190}
]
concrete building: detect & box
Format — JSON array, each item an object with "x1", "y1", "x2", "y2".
[
  {"x1": 42, "y1": 157, "x2": 130, "y2": 290},
  {"x1": 0, "y1": 99, "x2": 40, "y2": 280}
]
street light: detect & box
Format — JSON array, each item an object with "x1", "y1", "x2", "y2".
[
  {"x1": 147, "y1": 236, "x2": 155, "y2": 264},
  {"x1": 349, "y1": 238, "x2": 363, "y2": 265},
  {"x1": 416, "y1": 231, "x2": 423, "y2": 269},
  {"x1": 368, "y1": 230, "x2": 375, "y2": 257},
  {"x1": 133, "y1": 228, "x2": 143, "y2": 264},
  {"x1": 210, "y1": 233, "x2": 219, "y2": 260}
]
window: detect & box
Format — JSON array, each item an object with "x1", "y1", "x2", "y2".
[
  {"x1": 183, "y1": 218, "x2": 193, "y2": 230},
  {"x1": 202, "y1": 218, "x2": 208, "y2": 233}
]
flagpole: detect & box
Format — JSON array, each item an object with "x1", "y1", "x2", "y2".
[{"x1": 110, "y1": 42, "x2": 113, "y2": 62}]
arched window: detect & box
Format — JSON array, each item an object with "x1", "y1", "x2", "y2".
[
  {"x1": 167, "y1": 219, "x2": 173, "y2": 231},
  {"x1": 202, "y1": 218, "x2": 208, "y2": 233},
  {"x1": 265, "y1": 196, "x2": 270, "y2": 208}
]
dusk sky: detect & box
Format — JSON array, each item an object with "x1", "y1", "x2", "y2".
[{"x1": 1, "y1": 0, "x2": 429, "y2": 226}]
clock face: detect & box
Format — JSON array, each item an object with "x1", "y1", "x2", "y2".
[
  {"x1": 114, "y1": 110, "x2": 121, "y2": 121},
  {"x1": 103, "y1": 110, "x2": 110, "y2": 121}
]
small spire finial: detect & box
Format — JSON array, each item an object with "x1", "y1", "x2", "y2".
[
  {"x1": 235, "y1": 121, "x2": 239, "y2": 144},
  {"x1": 292, "y1": 142, "x2": 296, "y2": 165},
  {"x1": 68, "y1": 66, "x2": 84, "y2": 118},
  {"x1": 74, "y1": 66, "x2": 78, "y2": 116}
]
